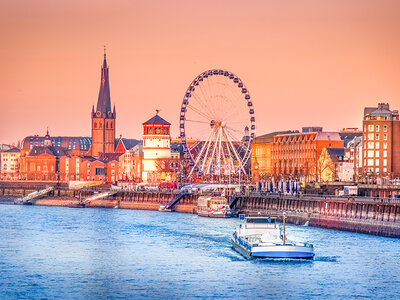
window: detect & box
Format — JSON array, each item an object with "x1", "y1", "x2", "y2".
[
  {"x1": 368, "y1": 142, "x2": 374, "y2": 149},
  {"x1": 383, "y1": 125, "x2": 388, "y2": 132},
  {"x1": 95, "y1": 168, "x2": 105, "y2": 175},
  {"x1": 383, "y1": 167, "x2": 387, "y2": 173},
  {"x1": 383, "y1": 151, "x2": 387, "y2": 158},
  {"x1": 375, "y1": 159, "x2": 379, "y2": 166},
  {"x1": 368, "y1": 159, "x2": 374, "y2": 166},
  {"x1": 383, "y1": 134, "x2": 387, "y2": 140},
  {"x1": 376, "y1": 142, "x2": 380, "y2": 149},
  {"x1": 368, "y1": 150, "x2": 374, "y2": 158},
  {"x1": 383, "y1": 159, "x2": 387, "y2": 166},
  {"x1": 368, "y1": 125, "x2": 374, "y2": 131},
  {"x1": 375, "y1": 133, "x2": 379, "y2": 140},
  {"x1": 111, "y1": 163, "x2": 115, "y2": 168},
  {"x1": 375, "y1": 125, "x2": 380, "y2": 132},
  {"x1": 94, "y1": 122, "x2": 97, "y2": 129},
  {"x1": 375, "y1": 151, "x2": 379, "y2": 158},
  {"x1": 383, "y1": 142, "x2": 387, "y2": 149},
  {"x1": 368, "y1": 133, "x2": 374, "y2": 140}
]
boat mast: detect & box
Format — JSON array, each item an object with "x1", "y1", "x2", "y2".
[{"x1": 282, "y1": 212, "x2": 286, "y2": 245}]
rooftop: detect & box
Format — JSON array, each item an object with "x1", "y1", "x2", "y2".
[{"x1": 143, "y1": 114, "x2": 171, "y2": 125}]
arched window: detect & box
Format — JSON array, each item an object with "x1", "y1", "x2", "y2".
[
  {"x1": 99, "y1": 122, "x2": 102, "y2": 128},
  {"x1": 94, "y1": 122, "x2": 97, "y2": 129},
  {"x1": 110, "y1": 122, "x2": 113, "y2": 129},
  {"x1": 106, "y1": 122, "x2": 109, "y2": 129}
]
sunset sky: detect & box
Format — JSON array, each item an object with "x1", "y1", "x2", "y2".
[{"x1": 1, "y1": 0, "x2": 399, "y2": 144}]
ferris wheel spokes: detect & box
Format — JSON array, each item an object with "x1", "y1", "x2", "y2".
[
  {"x1": 180, "y1": 69, "x2": 255, "y2": 181},
  {"x1": 188, "y1": 128, "x2": 214, "y2": 177},
  {"x1": 222, "y1": 127, "x2": 247, "y2": 175}
]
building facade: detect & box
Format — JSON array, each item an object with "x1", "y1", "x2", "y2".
[
  {"x1": 250, "y1": 131, "x2": 296, "y2": 179},
  {"x1": 344, "y1": 136, "x2": 363, "y2": 181},
  {"x1": 0, "y1": 148, "x2": 21, "y2": 180},
  {"x1": 271, "y1": 131, "x2": 344, "y2": 181},
  {"x1": 362, "y1": 103, "x2": 400, "y2": 179},
  {"x1": 142, "y1": 113, "x2": 173, "y2": 183}
]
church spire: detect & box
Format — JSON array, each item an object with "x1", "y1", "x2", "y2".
[{"x1": 95, "y1": 46, "x2": 113, "y2": 118}]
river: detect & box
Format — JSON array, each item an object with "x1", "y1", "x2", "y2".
[{"x1": 0, "y1": 204, "x2": 399, "y2": 299}]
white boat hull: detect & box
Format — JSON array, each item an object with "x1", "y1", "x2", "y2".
[
  {"x1": 198, "y1": 211, "x2": 232, "y2": 218},
  {"x1": 232, "y1": 235, "x2": 314, "y2": 259}
]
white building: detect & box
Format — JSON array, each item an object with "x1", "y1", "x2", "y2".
[
  {"x1": 142, "y1": 113, "x2": 172, "y2": 183},
  {"x1": 1, "y1": 148, "x2": 21, "y2": 179}
]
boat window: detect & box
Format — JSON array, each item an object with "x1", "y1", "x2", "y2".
[
  {"x1": 245, "y1": 217, "x2": 276, "y2": 224},
  {"x1": 247, "y1": 218, "x2": 271, "y2": 223}
]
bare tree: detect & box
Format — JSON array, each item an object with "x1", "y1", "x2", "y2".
[{"x1": 317, "y1": 149, "x2": 336, "y2": 182}]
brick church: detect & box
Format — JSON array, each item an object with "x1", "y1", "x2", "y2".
[{"x1": 19, "y1": 51, "x2": 141, "y2": 182}]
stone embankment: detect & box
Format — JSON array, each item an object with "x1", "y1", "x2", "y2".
[
  {"x1": 1, "y1": 189, "x2": 197, "y2": 213},
  {"x1": 234, "y1": 195, "x2": 400, "y2": 238},
  {"x1": 2, "y1": 183, "x2": 399, "y2": 238}
]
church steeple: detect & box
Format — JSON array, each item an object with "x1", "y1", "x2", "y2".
[
  {"x1": 94, "y1": 46, "x2": 114, "y2": 119},
  {"x1": 89, "y1": 48, "x2": 117, "y2": 158}
]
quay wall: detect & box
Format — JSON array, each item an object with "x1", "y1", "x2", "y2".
[
  {"x1": 6, "y1": 190, "x2": 197, "y2": 213},
  {"x1": 1, "y1": 183, "x2": 399, "y2": 238},
  {"x1": 234, "y1": 196, "x2": 400, "y2": 238}
]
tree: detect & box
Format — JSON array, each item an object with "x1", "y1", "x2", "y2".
[{"x1": 317, "y1": 148, "x2": 336, "y2": 182}]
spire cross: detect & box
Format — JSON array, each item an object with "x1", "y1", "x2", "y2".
[
  {"x1": 156, "y1": 109, "x2": 160, "y2": 115},
  {"x1": 104, "y1": 45, "x2": 106, "y2": 59}
]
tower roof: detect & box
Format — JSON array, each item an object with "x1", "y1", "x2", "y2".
[
  {"x1": 143, "y1": 114, "x2": 171, "y2": 125},
  {"x1": 94, "y1": 48, "x2": 113, "y2": 119}
]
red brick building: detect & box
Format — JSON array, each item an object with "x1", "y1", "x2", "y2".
[
  {"x1": 271, "y1": 131, "x2": 344, "y2": 181},
  {"x1": 362, "y1": 103, "x2": 400, "y2": 178},
  {"x1": 21, "y1": 132, "x2": 68, "y2": 180}
]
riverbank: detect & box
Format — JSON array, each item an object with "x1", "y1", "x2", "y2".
[
  {"x1": 2, "y1": 191, "x2": 399, "y2": 238},
  {"x1": 0, "y1": 196, "x2": 197, "y2": 214}
]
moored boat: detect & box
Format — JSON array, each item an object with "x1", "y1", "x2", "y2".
[
  {"x1": 197, "y1": 196, "x2": 232, "y2": 218},
  {"x1": 231, "y1": 215, "x2": 314, "y2": 259},
  {"x1": 68, "y1": 201, "x2": 85, "y2": 208}
]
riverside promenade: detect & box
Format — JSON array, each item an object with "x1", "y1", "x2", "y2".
[{"x1": 1, "y1": 181, "x2": 400, "y2": 238}]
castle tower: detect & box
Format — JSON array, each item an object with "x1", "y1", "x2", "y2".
[
  {"x1": 90, "y1": 48, "x2": 116, "y2": 157},
  {"x1": 142, "y1": 111, "x2": 171, "y2": 182}
]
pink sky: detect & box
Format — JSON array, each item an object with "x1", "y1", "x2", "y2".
[{"x1": 1, "y1": 0, "x2": 399, "y2": 144}]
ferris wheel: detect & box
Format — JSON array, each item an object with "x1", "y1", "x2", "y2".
[{"x1": 179, "y1": 69, "x2": 255, "y2": 179}]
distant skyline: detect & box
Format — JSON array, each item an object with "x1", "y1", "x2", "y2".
[{"x1": 1, "y1": 0, "x2": 400, "y2": 144}]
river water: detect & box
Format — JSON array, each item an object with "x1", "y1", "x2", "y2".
[{"x1": 0, "y1": 204, "x2": 399, "y2": 299}]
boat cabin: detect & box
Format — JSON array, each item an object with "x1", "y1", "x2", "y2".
[{"x1": 245, "y1": 217, "x2": 276, "y2": 224}]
